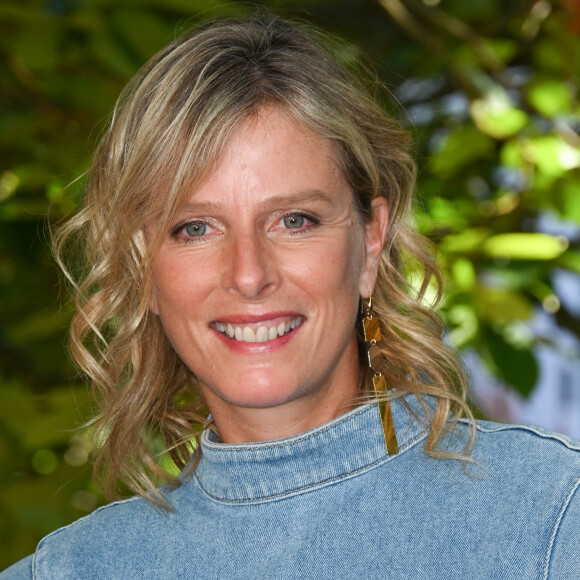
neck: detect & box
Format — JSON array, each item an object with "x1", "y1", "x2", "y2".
[{"x1": 203, "y1": 368, "x2": 362, "y2": 444}]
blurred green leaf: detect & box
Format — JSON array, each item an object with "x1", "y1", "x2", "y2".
[
  {"x1": 533, "y1": 40, "x2": 568, "y2": 74},
  {"x1": 557, "y1": 250, "x2": 580, "y2": 273},
  {"x1": 530, "y1": 136, "x2": 580, "y2": 177},
  {"x1": 441, "y1": 228, "x2": 491, "y2": 254},
  {"x1": 0, "y1": 384, "x2": 91, "y2": 449},
  {"x1": 10, "y1": 19, "x2": 59, "y2": 71},
  {"x1": 471, "y1": 99, "x2": 528, "y2": 139},
  {"x1": 110, "y1": 9, "x2": 174, "y2": 62},
  {"x1": 7, "y1": 307, "x2": 73, "y2": 345},
  {"x1": 561, "y1": 179, "x2": 580, "y2": 223},
  {"x1": 430, "y1": 126, "x2": 495, "y2": 178},
  {"x1": 485, "y1": 39, "x2": 518, "y2": 64},
  {"x1": 451, "y1": 258, "x2": 477, "y2": 291},
  {"x1": 475, "y1": 286, "x2": 533, "y2": 323},
  {"x1": 89, "y1": 28, "x2": 138, "y2": 78},
  {"x1": 427, "y1": 197, "x2": 473, "y2": 231},
  {"x1": 527, "y1": 79, "x2": 573, "y2": 116},
  {"x1": 483, "y1": 327, "x2": 538, "y2": 397},
  {"x1": 447, "y1": 303, "x2": 478, "y2": 348},
  {"x1": 482, "y1": 233, "x2": 569, "y2": 260}
]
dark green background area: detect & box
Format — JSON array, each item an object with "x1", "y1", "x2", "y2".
[{"x1": 1, "y1": 0, "x2": 580, "y2": 569}]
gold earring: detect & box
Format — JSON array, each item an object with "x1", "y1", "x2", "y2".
[{"x1": 362, "y1": 296, "x2": 399, "y2": 455}]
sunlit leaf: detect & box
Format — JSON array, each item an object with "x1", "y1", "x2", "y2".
[
  {"x1": 483, "y1": 233, "x2": 569, "y2": 260},
  {"x1": 500, "y1": 140, "x2": 524, "y2": 167},
  {"x1": 447, "y1": 304, "x2": 478, "y2": 348},
  {"x1": 427, "y1": 197, "x2": 472, "y2": 230},
  {"x1": 471, "y1": 99, "x2": 528, "y2": 139},
  {"x1": 441, "y1": 228, "x2": 491, "y2": 254},
  {"x1": 527, "y1": 79, "x2": 573, "y2": 116},
  {"x1": 451, "y1": 258, "x2": 476, "y2": 290},
  {"x1": 529, "y1": 136, "x2": 580, "y2": 176},
  {"x1": 561, "y1": 179, "x2": 580, "y2": 223}
]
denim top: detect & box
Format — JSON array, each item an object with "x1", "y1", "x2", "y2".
[{"x1": 2, "y1": 397, "x2": 580, "y2": 579}]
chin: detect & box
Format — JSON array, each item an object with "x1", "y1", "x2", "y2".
[
  {"x1": 207, "y1": 375, "x2": 309, "y2": 409},
  {"x1": 226, "y1": 387, "x2": 303, "y2": 409}
]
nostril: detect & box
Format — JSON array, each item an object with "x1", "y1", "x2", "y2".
[{"x1": 226, "y1": 238, "x2": 278, "y2": 298}]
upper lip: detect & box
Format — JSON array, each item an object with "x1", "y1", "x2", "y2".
[{"x1": 212, "y1": 312, "x2": 303, "y2": 325}]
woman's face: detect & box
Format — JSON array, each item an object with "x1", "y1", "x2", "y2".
[{"x1": 149, "y1": 106, "x2": 387, "y2": 440}]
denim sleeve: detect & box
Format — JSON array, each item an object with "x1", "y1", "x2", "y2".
[
  {"x1": 546, "y1": 477, "x2": 580, "y2": 579},
  {"x1": 0, "y1": 555, "x2": 33, "y2": 580}
]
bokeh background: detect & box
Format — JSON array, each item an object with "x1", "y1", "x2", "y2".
[{"x1": 1, "y1": 0, "x2": 580, "y2": 569}]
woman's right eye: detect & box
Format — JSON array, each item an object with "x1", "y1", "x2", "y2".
[{"x1": 184, "y1": 222, "x2": 207, "y2": 237}]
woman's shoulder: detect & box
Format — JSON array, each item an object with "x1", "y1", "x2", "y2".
[
  {"x1": 0, "y1": 482, "x2": 195, "y2": 579},
  {"x1": 400, "y1": 395, "x2": 580, "y2": 476},
  {"x1": 0, "y1": 555, "x2": 33, "y2": 580},
  {"x1": 402, "y1": 407, "x2": 580, "y2": 523},
  {"x1": 474, "y1": 417, "x2": 580, "y2": 446},
  {"x1": 35, "y1": 495, "x2": 160, "y2": 576},
  {"x1": 469, "y1": 417, "x2": 580, "y2": 466},
  {"x1": 467, "y1": 419, "x2": 580, "y2": 578},
  {"x1": 444, "y1": 416, "x2": 580, "y2": 483}
]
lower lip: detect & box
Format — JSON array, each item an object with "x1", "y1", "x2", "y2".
[{"x1": 213, "y1": 324, "x2": 301, "y2": 353}]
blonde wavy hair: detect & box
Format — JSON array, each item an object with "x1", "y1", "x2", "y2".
[{"x1": 54, "y1": 14, "x2": 473, "y2": 504}]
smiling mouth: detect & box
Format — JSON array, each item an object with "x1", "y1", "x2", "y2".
[{"x1": 214, "y1": 317, "x2": 303, "y2": 343}]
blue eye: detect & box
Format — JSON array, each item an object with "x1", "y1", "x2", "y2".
[
  {"x1": 283, "y1": 215, "x2": 306, "y2": 229},
  {"x1": 184, "y1": 222, "x2": 207, "y2": 237}
]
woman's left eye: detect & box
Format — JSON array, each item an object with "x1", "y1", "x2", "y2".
[
  {"x1": 278, "y1": 213, "x2": 318, "y2": 232},
  {"x1": 283, "y1": 214, "x2": 307, "y2": 229}
]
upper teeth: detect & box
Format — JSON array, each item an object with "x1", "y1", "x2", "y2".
[{"x1": 215, "y1": 317, "x2": 302, "y2": 343}]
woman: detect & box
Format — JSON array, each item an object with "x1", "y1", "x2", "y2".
[{"x1": 2, "y1": 14, "x2": 579, "y2": 579}]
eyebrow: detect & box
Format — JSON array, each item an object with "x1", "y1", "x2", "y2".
[{"x1": 176, "y1": 189, "x2": 336, "y2": 215}]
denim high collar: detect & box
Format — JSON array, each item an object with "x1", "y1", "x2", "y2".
[{"x1": 193, "y1": 399, "x2": 427, "y2": 504}]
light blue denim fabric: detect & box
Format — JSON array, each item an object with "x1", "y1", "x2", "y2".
[{"x1": 2, "y1": 396, "x2": 579, "y2": 579}]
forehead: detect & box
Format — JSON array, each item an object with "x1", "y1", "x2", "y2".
[{"x1": 181, "y1": 106, "x2": 349, "y2": 207}]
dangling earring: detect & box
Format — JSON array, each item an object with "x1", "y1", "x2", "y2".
[{"x1": 362, "y1": 296, "x2": 399, "y2": 455}]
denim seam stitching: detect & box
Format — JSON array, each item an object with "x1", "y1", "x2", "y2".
[
  {"x1": 195, "y1": 430, "x2": 428, "y2": 505},
  {"x1": 471, "y1": 420, "x2": 580, "y2": 452},
  {"x1": 202, "y1": 404, "x2": 375, "y2": 452},
  {"x1": 542, "y1": 475, "x2": 580, "y2": 580},
  {"x1": 34, "y1": 495, "x2": 141, "y2": 549}
]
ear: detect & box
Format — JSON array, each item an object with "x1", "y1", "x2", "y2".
[
  {"x1": 149, "y1": 281, "x2": 160, "y2": 316},
  {"x1": 359, "y1": 196, "x2": 389, "y2": 299}
]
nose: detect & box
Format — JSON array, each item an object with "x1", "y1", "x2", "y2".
[{"x1": 223, "y1": 230, "x2": 279, "y2": 299}]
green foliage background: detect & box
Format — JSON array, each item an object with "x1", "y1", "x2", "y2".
[{"x1": 1, "y1": 0, "x2": 579, "y2": 569}]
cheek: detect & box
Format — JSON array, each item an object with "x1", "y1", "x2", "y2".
[
  {"x1": 286, "y1": 233, "x2": 364, "y2": 298},
  {"x1": 151, "y1": 255, "x2": 211, "y2": 318}
]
